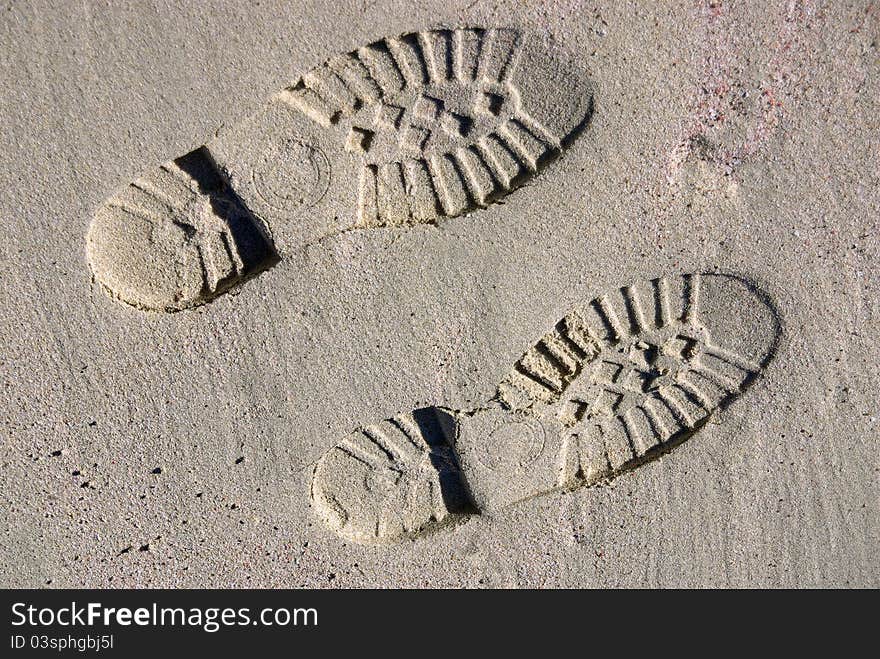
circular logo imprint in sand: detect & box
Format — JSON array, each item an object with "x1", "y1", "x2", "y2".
[
  {"x1": 252, "y1": 138, "x2": 330, "y2": 213},
  {"x1": 479, "y1": 418, "x2": 546, "y2": 473}
]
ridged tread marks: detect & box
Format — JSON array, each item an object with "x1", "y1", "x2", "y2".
[
  {"x1": 548, "y1": 275, "x2": 768, "y2": 488},
  {"x1": 498, "y1": 275, "x2": 711, "y2": 409},
  {"x1": 275, "y1": 27, "x2": 563, "y2": 227},
  {"x1": 354, "y1": 123, "x2": 556, "y2": 226},
  {"x1": 280, "y1": 28, "x2": 523, "y2": 123},
  {"x1": 558, "y1": 367, "x2": 740, "y2": 488},
  {"x1": 311, "y1": 412, "x2": 460, "y2": 543},
  {"x1": 101, "y1": 155, "x2": 246, "y2": 297}
]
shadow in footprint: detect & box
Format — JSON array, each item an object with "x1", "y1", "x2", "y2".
[
  {"x1": 175, "y1": 147, "x2": 280, "y2": 278},
  {"x1": 411, "y1": 407, "x2": 479, "y2": 517}
]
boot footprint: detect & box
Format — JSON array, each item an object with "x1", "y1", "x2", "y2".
[
  {"x1": 310, "y1": 273, "x2": 781, "y2": 544},
  {"x1": 87, "y1": 27, "x2": 594, "y2": 312}
]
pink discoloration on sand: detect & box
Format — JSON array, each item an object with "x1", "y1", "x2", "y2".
[{"x1": 664, "y1": 0, "x2": 820, "y2": 184}]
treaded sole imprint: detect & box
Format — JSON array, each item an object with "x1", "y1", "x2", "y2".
[
  {"x1": 310, "y1": 273, "x2": 781, "y2": 544},
  {"x1": 276, "y1": 26, "x2": 593, "y2": 227},
  {"x1": 86, "y1": 148, "x2": 278, "y2": 312},
  {"x1": 86, "y1": 26, "x2": 593, "y2": 312}
]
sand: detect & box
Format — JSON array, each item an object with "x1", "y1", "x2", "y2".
[{"x1": 1, "y1": 0, "x2": 877, "y2": 587}]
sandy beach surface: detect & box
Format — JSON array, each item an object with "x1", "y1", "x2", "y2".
[{"x1": 1, "y1": 0, "x2": 877, "y2": 587}]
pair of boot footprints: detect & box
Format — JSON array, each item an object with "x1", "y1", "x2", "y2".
[{"x1": 86, "y1": 27, "x2": 781, "y2": 544}]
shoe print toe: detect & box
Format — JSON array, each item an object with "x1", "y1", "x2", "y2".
[
  {"x1": 510, "y1": 31, "x2": 595, "y2": 147},
  {"x1": 696, "y1": 273, "x2": 781, "y2": 367}
]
